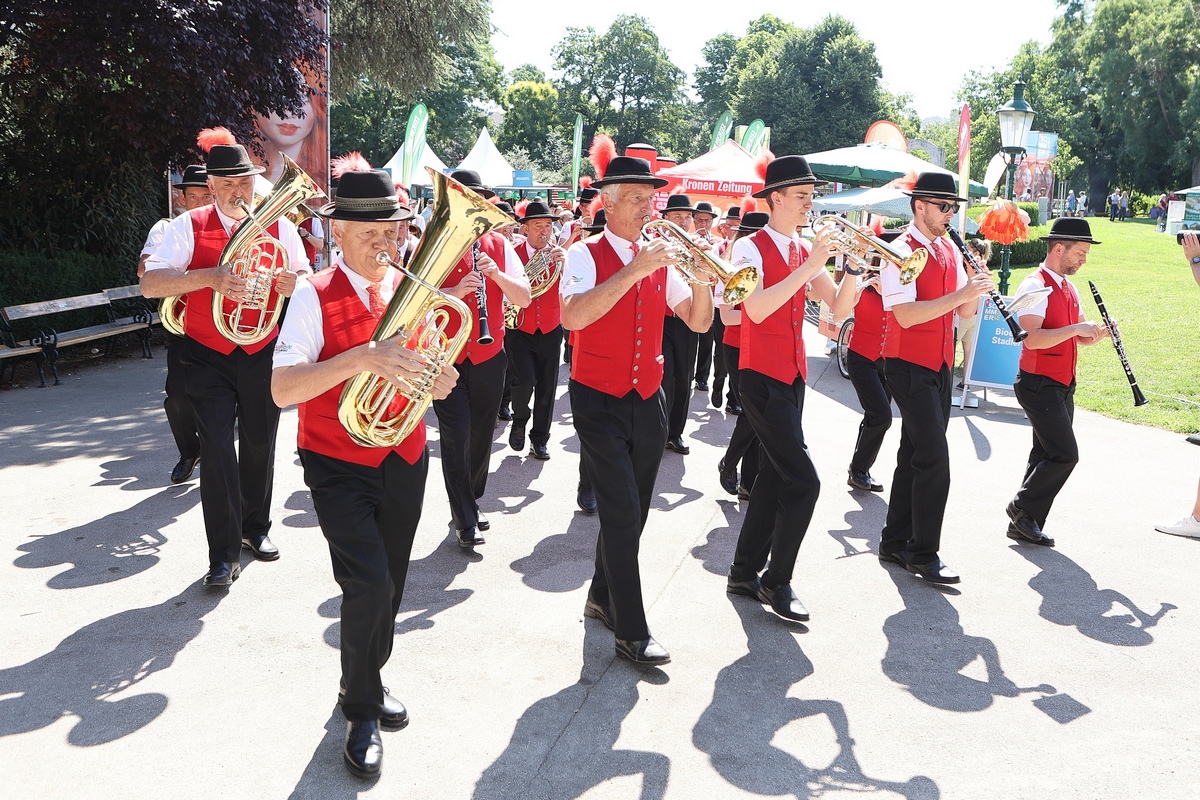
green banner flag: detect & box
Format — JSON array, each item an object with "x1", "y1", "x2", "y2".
[
  {"x1": 710, "y1": 111, "x2": 734, "y2": 151},
  {"x1": 571, "y1": 114, "x2": 584, "y2": 193},
  {"x1": 401, "y1": 103, "x2": 428, "y2": 186},
  {"x1": 740, "y1": 119, "x2": 766, "y2": 154}
]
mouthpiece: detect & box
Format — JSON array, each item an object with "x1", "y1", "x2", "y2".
[{"x1": 375, "y1": 251, "x2": 391, "y2": 265}]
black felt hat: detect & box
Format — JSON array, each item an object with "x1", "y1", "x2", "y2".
[
  {"x1": 206, "y1": 145, "x2": 265, "y2": 178},
  {"x1": 905, "y1": 172, "x2": 967, "y2": 202},
  {"x1": 173, "y1": 165, "x2": 209, "y2": 189},
  {"x1": 578, "y1": 187, "x2": 600, "y2": 203},
  {"x1": 518, "y1": 200, "x2": 556, "y2": 222},
  {"x1": 592, "y1": 156, "x2": 669, "y2": 189},
  {"x1": 724, "y1": 206, "x2": 741, "y2": 221},
  {"x1": 318, "y1": 170, "x2": 414, "y2": 222},
  {"x1": 583, "y1": 209, "x2": 607, "y2": 233},
  {"x1": 753, "y1": 155, "x2": 826, "y2": 198},
  {"x1": 736, "y1": 211, "x2": 770, "y2": 234},
  {"x1": 662, "y1": 194, "x2": 697, "y2": 214},
  {"x1": 693, "y1": 201, "x2": 718, "y2": 219},
  {"x1": 1041, "y1": 216, "x2": 1101, "y2": 245},
  {"x1": 448, "y1": 169, "x2": 496, "y2": 199}
]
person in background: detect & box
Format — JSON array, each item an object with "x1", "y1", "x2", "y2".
[{"x1": 955, "y1": 238, "x2": 992, "y2": 389}]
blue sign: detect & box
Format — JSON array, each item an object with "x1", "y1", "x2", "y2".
[
  {"x1": 965, "y1": 296, "x2": 1022, "y2": 389},
  {"x1": 512, "y1": 170, "x2": 534, "y2": 187}
]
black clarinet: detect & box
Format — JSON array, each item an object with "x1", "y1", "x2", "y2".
[
  {"x1": 1088, "y1": 281, "x2": 1149, "y2": 406},
  {"x1": 472, "y1": 242, "x2": 494, "y2": 345},
  {"x1": 945, "y1": 228, "x2": 1027, "y2": 343}
]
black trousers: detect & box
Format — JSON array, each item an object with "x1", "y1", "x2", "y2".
[
  {"x1": 709, "y1": 313, "x2": 728, "y2": 405},
  {"x1": 165, "y1": 334, "x2": 200, "y2": 461},
  {"x1": 181, "y1": 337, "x2": 280, "y2": 564},
  {"x1": 722, "y1": 344, "x2": 758, "y2": 488},
  {"x1": 301, "y1": 448, "x2": 426, "y2": 722},
  {"x1": 1012, "y1": 371, "x2": 1078, "y2": 529},
  {"x1": 432, "y1": 350, "x2": 507, "y2": 530},
  {"x1": 570, "y1": 380, "x2": 667, "y2": 641},
  {"x1": 846, "y1": 349, "x2": 893, "y2": 474},
  {"x1": 507, "y1": 326, "x2": 564, "y2": 447},
  {"x1": 661, "y1": 315, "x2": 698, "y2": 440},
  {"x1": 695, "y1": 308, "x2": 717, "y2": 386},
  {"x1": 880, "y1": 359, "x2": 953, "y2": 564},
  {"x1": 730, "y1": 370, "x2": 820, "y2": 589},
  {"x1": 724, "y1": 339, "x2": 743, "y2": 409}
]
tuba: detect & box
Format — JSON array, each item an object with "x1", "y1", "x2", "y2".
[
  {"x1": 811, "y1": 216, "x2": 928, "y2": 285},
  {"x1": 641, "y1": 218, "x2": 761, "y2": 305},
  {"x1": 504, "y1": 247, "x2": 560, "y2": 329},
  {"x1": 337, "y1": 168, "x2": 515, "y2": 447},
  {"x1": 160, "y1": 295, "x2": 187, "y2": 336}
]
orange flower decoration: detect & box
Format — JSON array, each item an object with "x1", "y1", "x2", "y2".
[{"x1": 977, "y1": 199, "x2": 1030, "y2": 246}]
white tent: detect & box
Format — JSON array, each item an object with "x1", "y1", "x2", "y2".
[
  {"x1": 455, "y1": 127, "x2": 518, "y2": 188},
  {"x1": 382, "y1": 141, "x2": 450, "y2": 183}
]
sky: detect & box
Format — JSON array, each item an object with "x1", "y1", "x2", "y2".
[{"x1": 489, "y1": 0, "x2": 1061, "y2": 121}]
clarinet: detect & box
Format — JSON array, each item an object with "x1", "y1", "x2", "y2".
[
  {"x1": 471, "y1": 242, "x2": 494, "y2": 345},
  {"x1": 1088, "y1": 281, "x2": 1149, "y2": 406},
  {"x1": 945, "y1": 228, "x2": 1027, "y2": 343}
]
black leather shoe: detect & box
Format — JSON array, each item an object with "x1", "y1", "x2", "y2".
[
  {"x1": 508, "y1": 427, "x2": 525, "y2": 452},
  {"x1": 905, "y1": 558, "x2": 961, "y2": 584},
  {"x1": 203, "y1": 561, "x2": 240, "y2": 586},
  {"x1": 1006, "y1": 503, "x2": 1054, "y2": 546},
  {"x1": 695, "y1": 381, "x2": 709, "y2": 392},
  {"x1": 877, "y1": 549, "x2": 908, "y2": 567},
  {"x1": 718, "y1": 458, "x2": 738, "y2": 495},
  {"x1": 170, "y1": 455, "x2": 199, "y2": 484},
  {"x1": 241, "y1": 533, "x2": 280, "y2": 561},
  {"x1": 339, "y1": 687, "x2": 408, "y2": 731},
  {"x1": 736, "y1": 484, "x2": 751, "y2": 502},
  {"x1": 665, "y1": 437, "x2": 690, "y2": 455},
  {"x1": 726, "y1": 404, "x2": 743, "y2": 415},
  {"x1": 615, "y1": 637, "x2": 671, "y2": 666},
  {"x1": 757, "y1": 583, "x2": 810, "y2": 621},
  {"x1": 343, "y1": 720, "x2": 383, "y2": 778},
  {"x1": 456, "y1": 526, "x2": 485, "y2": 548},
  {"x1": 497, "y1": 405, "x2": 513, "y2": 421},
  {"x1": 847, "y1": 468, "x2": 884, "y2": 492},
  {"x1": 726, "y1": 574, "x2": 761, "y2": 598},
  {"x1": 529, "y1": 443, "x2": 550, "y2": 460},
  {"x1": 577, "y1": 485, "x2": 597, "y2": 515},
  {"x1": 476, "y1": 512, "x2": 490, "y2": 531},
  {"x1": 583, "y1": 597, "x2": 615, "y2": 631}
]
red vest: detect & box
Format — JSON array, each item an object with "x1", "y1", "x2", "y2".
[
  {"x1": 185, "y1": 205, "x2": 281, "y2": 355},
  {"x1": 722, "y1": 316, "x2": 741, "y2": 349},
  {"x1": 740, "y1": 229, "x2": 808, "y2": 384},
  {"x1": 441, "y1": 231, "x2": 508, "y2": 364},
  {"x1": 848, "y1": 285, "x2": 886, "y2": 360},
  {"x1": 515, "y1": 240, "x2": 561, "y2": 333},
  {"x1": 297, "y1": 267, "x2": 426, "y2": 466},
  {"x1": 881, "y1": 233, "x2": 957, "y2": 371},
  {"x1": 1018, "y1": 269, "x2": 1080, "y2": 385},
  {"x1": 571, "y1": 236, "x2": 666, "y2": 399}
]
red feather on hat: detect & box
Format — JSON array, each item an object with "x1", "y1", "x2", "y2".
[
  {"x1": 393, "y1": 185, "x2": 411, "y2": 205},
  {"x1": 197, "y1": 127, "x2": 236, "y2": 153},
  {"x1": 515, "y1": 199, "x2": 531, "y2": 217},
  {"x1": 588, "y1": 196, "x2": 603, "y2": 217},
  {"x1": 331, "y1": 151, "x2": 372, "y2": 178},
  {"x1": 739, "y1": 196, "x2": 757, "y2": 218},
  {"x1": 754, "y1": 151, "x2": 771, "y2": 183},
  {"x1": 487, "y1": 195, "x2": 502, "y2": 206},
  {"x1": 589, "y1": 134, "x2": 617, "y2": 178},
  {"x1": 885, "y1": 170, "x2": 920, "y2": 192},
  {"x1": 977, "y1": 199, "x2": 1029, "y2": 245},
  {"x1": 579, "y1": 175, "x2": 593, "y2": 189}
]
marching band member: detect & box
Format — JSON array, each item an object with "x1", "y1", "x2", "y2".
[
  {"x1": 876, "y1": 172, "x2": 990, "y2": 584},
  {"x1": 574, "y1": 209, "x2": 607, "y2": 515},
  {"x1": 141, "y1": 128, "x2": 309, "y2": 586},
  {"x1": 660, "y1": 192, "x2": 701, "y2": 455},
  {"x1": 272, "y1": 165, "x2": 459, "y2": 779},
  {"x1": 561, "y1": 146, "x2": 712, "y2": 665},
  {"x1": 692, "y1": 201, "x2": 720, "y2": 394},
  {"x1": 1006, "y1": 218, "x2": 1107, "y2": 546}
]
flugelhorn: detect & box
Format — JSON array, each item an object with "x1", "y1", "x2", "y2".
[
  {"x1": 641, "y1": 218, "x2": 760, "y2": 305},
  {"x1": 337, "y1": 168, "x2": 514, "y2": 447},
  {"x1": 811, "y1": 216, "x2": 928, "y2": 285}
]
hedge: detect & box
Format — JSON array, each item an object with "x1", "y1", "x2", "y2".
[{"x1": 0, "y1": 248, "x2": 139, "y2": 333}]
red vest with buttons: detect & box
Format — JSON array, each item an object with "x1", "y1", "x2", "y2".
[
  {"x1": 186, "y1": 205, "x2": 282, "y2": 355},
  {"x1": 722, "y1": 316, "x2": 741, "y2": 349},
  {"x1": 441, "y1": 231, "x2": 508, "y2": 364},
  {"x1": 881, "y1": 233, "x2": 958, "y2": 371},
  {"x1": 847, "y1": 285, "x2": 886, "y2": 360},
  {"x1": 571, "y1": 235, "x2": 666, "y2": 399},
  {"x1": 515, "y1": 240, "x2": 561, "y2": 333},
  {"x1": 297, "y1": 267, "x2": 426, "y2": 466},
  {"x1": 1019, "y1": 269, "x2": 1080, "y2": 385},
  {"x1": 740, "y1": 229, "x2": 808, "y2": 383}
]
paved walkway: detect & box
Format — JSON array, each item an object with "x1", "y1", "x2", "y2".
[{"x1": 1, "y1": 334, "x2": 1196, "y2": 799}]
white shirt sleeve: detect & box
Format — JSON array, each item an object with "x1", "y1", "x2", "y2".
[
  {"x1": 880, "y1": 238, "x2": 918, "y2": 310},
  {"x1": 141, "y1": 219, "x2": 170, "y2": 258},
  {"x1": 665, "y1": 266, "x2": 691, "y2": 310},
  {"x1": 276, "y1": 218, "x2": 311, "y2": 275},
  {"x1": 560, "y1": 240, "x2": 598, "y2": 297},
  {"x1": 144, "y1": 212, "x2": 197, "y2": 273},
  {"x1": 273, "y1": 278, "x2": 325, "y2": 368},
  {"x1": 500, "y1": 237, "x2": 524, "y2": 278},
  {"x1": 1014, "y1": 270, "x2": 1052, "y2": 318}
]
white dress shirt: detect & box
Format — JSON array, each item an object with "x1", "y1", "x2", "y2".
[
  {"x1": 1014, "y1": 265, "x2": 1067, "y2": 319},
  {"x1": 144, "y1": 205, "x2": 310, "y2": 275},
  {"x1": 880, "y1": 224, "x2": 967, "y2": 310},
  {"x1": 560, "y1": 228, "x2": 691, "y2": 310}
]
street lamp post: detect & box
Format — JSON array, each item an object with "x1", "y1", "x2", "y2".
[{"x1": 995, "y1": 79, "x2": 1036, "y2": 295}]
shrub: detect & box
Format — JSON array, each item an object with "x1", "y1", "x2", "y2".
[{"x1": 0, "y1": 248, "x2": 138, "y2": 333}]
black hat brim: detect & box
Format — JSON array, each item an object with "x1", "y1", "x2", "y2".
[
  {"x1": 752, "y1": 176, "x2": 828, "y2": 198},
  {"x1": 173, "y1": 181, "x2": 209, "y2": 189},
  {"x1": 1041, "y1": 234, "x2": 1102, "y2": 245},
  {"x1": 519, "y1": 213, "x2": 557, "y2": 223},
  {"x1": 206, "y1": 165, "x2": 266, "y2": 178},
  {"x1": 592, "y1": 175, "x2": 669, "y2": 189},
  {"x1": 317, "y1": 202, "x2": 414, "y2": 223},
  {"x1": 906, "y1": 190, "x2": 969, "y2": 203}
]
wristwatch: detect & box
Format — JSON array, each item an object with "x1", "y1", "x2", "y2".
[{"x1": 1191, "y1": 255, "x2": 1200, "y2": 265}]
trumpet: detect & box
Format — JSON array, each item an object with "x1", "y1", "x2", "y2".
[
  {"x1": 505, "y1": 247, "x2": 561, "y2": 329},
  {"x1": 641, "y1": 218, "x2": 760, "y2": 305},
  {"x1": 811, "y1": 216, "x2": 927, "y2": 285}
]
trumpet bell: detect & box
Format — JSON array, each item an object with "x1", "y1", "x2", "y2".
[
  {"x1": 813, "y1": 216, "x2": 927, "y2": 286},
  {"x1": 641, "y1": 219, "x2": 761, "y2": 305}
]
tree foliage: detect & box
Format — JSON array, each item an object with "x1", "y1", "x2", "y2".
[
  {"x1": 415, "y1": 37, "x2": 504, "y2": 164},
  {"x1": 497, "y1": 81, "x2": 562, "y2": 163}
]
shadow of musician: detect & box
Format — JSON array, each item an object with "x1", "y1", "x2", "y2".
[
  {"x1": 509, "y1": 513, "x2": 600, "y2": 594},
  {"x1": 826, "y1": 490, "x2": 888, "y2": 559},
  {"x1": 690, "y1": 498, "x2": 743, "y2": 577}
]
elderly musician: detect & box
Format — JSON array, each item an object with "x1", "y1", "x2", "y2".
[
  {"x1": 433, "y1": 170, "x2": 531, "y2": 549},
  {"x1": 141, "y1": 128, "x2": 308, "y2": 586},
  {"x1": 562, "y1": 150, "x2": 712, "y2": 666},
  {"x1": 272, "y1": 165, "x2": 458, "y2": 779}
]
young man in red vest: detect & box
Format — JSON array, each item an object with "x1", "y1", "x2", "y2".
[
  {"x1": 1007, "y1": 218, "x2": 1107, "y2": 546},
  {"x1": 141, "y1": 128, "x2": 309, "y2": 586},
  {"x1": 725, "y1": 156, "x2": 854, "y2": 622},
  {"x1": 877, "y1": 172, "x2": 991, "y2": 584},
  {"x1": 507, "y1": 200, "x2": 567, "y2": 460},
  {"x1": 272, "y1": 166, "x2": 459, "y2": 779},
  {"x1": 433, "y1": 170, "x2": 531, "y2": 549},
  {"x1": 561, "y1": 155, "x2": 713, "y2": 665}
]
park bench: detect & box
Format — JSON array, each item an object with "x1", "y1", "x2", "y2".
[{"x1": 0, "y1": 285, "x2": 154, "y2": 387}]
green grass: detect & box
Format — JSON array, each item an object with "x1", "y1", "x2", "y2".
[{"x1": 992, "y1": 218, "x2": 1198, "y2": 433}]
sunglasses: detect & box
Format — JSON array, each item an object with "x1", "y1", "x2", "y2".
[{"x1": 922, "y1": 200, "x2": 961, "y2": 214}]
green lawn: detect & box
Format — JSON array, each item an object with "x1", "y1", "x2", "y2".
[{"x1": 995, "y1": 218, "x2": 1198, "y2": 433}]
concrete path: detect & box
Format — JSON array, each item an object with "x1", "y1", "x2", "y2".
[{"x1": 1, "y1": 332, "x2": 1196, "y2": 799}]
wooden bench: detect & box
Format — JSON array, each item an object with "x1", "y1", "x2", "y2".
[{"x1": 1, "y1": 285, "x2": 154, "y2": 387}]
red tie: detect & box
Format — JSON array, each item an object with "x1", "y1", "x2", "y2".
[
  {"x1": 788, "y1": 240, "x2": 800, "y2": 270},
  {"x1": 630, "y1": 241, "x2": 640, "y2": 258},
  {"x1": 367, "y1": 282, "x2": 386, "y2": 319}
]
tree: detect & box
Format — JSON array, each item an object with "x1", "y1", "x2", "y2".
[
  {"x1": 329, "y1": 80, "x2": 411, "y2": 167},
  {"x1": 509, "y1": 64, "x2": 546, "y2": 84},
  {"x1": 694, "y1": 33, "x2": 739, "y2": 120},
  {"x1": 415, "y1": 37, "x2": 504, "y2": 164},
  {"x1": 498, "y1": 81, "x2": 562, "y2": 162}
]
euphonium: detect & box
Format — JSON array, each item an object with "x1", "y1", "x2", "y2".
[
  {"x1": 337, "y1": 168, "x2": 515, "y2": 447},
  {"x1": 504, "y1": 247, "x2": 559, "y2": 329},
  {"x1": 212, "y1": 153, "x2": 323, "y2": 346},
  {"x1": 811, "y1": 216, "x2": 928, "y2": 285},
  {"x1": 160, "y1": 295, "x2": 187, "y2": 336},
  {"x1": 641, "y1": 218, "x2": 761, "y2": 305}
]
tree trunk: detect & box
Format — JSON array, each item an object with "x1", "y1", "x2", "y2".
[{"x1": 1192, "y1": 156, "x2": 1200, "y2": 188}]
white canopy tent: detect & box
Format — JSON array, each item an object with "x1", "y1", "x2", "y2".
[
  {"x1": 382, "y1": 141, "x2": 451, "y2": 183},
  {"x1": 456, "y1": 127, "x2": 518, "y2": 188}
]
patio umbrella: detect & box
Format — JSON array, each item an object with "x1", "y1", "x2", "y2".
[
  {"x1": 812, "y1": 186, "x2": 979, "y2": 233},
  {"x1": 802, "y1": 143, "x2": 989, "y2": 197}
]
